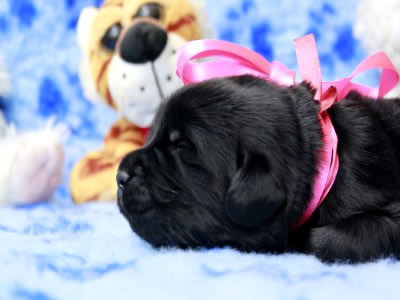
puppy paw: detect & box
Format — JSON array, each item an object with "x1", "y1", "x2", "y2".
[
  {"x1": 9, "y1": 141, "x2": 64, "y2": 205},
  {"x1": 304, "y1": 226, "x2": 368, "y2": 263}
]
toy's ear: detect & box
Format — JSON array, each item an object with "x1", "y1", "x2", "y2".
[
  {"x1": 77, "y1": 7, "x2": 97, "y2": 56},
  {"x1": 225, "y1": 151, "x2": 286, "y2": 228},
  {"x1": 187, "y1": 0, "x2": 214, "y2": 38},
  {"x1": 77, "y1": 7, "x2": 102, "y2": 103}
]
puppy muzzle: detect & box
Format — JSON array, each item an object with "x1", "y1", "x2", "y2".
[{"x1": 117, "y1": 160, "x2": 154, "y2": 215}]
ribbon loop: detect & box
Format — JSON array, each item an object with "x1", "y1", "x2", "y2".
[
  {"x1": 322, "y1": 52, "x2": 400, "y2": 99},
  {"x1": 177, "y1": 39, "x2": 297, "y2": 86}
]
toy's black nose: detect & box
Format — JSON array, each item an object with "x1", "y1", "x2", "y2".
[{"x1": 120, "y1": 22, "x2": 168, "y2": 63}]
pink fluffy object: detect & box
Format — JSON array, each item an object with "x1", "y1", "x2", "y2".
[{"x1": 0, "y1": 57, "x2": 66, "y2": 206}]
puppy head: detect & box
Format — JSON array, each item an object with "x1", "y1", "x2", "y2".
[{"x1": 117, "y1": 76, "x2": 316, "y2": 252}]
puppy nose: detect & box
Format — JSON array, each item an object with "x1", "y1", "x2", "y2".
[
  {"x1": 117, "y1": 170, "x2": 130, "y2": 190},
  {"x1": 120, "y1": 22, "x2": 168, "y2": 63},
  {"x1": 117, "y1": 162, "x2": 153, "y2": 214},
  {"x1": 117, "y1": 165, "x2": 145, "y2": 189}
]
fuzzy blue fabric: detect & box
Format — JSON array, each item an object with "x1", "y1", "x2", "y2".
[{"x1": 0, "y1": 0, "x2": 398, "y2": 299}]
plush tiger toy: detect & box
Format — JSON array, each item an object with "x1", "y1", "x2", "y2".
[{"x1": 72, "y1": 0, "x2": 212, "y2": 204}]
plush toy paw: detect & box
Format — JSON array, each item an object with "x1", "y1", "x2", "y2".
[
  {"x1": 0, "y1": 124, "x2": 66, "y2": 206},
  {"x1": 10, "y1": 140, "x2": 64, "y2": 205},
  {"x1": 0, "y1": 52, "x2": 66, "y2": 206}
]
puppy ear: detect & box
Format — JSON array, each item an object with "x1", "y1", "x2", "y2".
[{"x1": 225, "y1": 153, "x2": 285, "y2": 228}]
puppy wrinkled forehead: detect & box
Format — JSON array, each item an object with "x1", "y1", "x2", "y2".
[
  {"x1": 146, "y1": 101, "x2": 186, "y2": 145},
  {"x1": 151, "y1": 87, "x2": 200, "y2": 132}
]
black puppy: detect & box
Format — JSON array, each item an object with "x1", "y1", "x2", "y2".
[{"x1": 117, "y1": 75, "x2": 400, "y2": 263}]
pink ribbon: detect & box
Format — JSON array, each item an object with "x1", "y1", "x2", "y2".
[{"x1": 176, "y1": 34, "x2": 400, "y2": 228}]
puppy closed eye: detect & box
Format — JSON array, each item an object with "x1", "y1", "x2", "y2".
[
  {"x1": 168, "y1": 130, "x2": 184, "y2": 152},
  {"x1": 169, "y1": 130, "x2": 182, "y2": 144},
  {"x1": 167, "y1": 130, "x2": 195, "y2": 153}
]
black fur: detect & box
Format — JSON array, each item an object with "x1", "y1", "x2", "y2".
[{"x1": 117, "y1": 75, "x2": 400, "y2": 263}]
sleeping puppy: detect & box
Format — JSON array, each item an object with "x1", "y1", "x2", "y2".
[{"x1": 117, "y1": 75, "x2": 400, "y2": 263}]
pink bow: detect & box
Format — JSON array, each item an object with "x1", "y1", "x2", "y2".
[{"x1": 176, "y1": 34, "x2": 400, "y2": 228}]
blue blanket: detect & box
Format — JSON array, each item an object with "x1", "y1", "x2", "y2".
[{"x1": 1, "y1": 0, "x2": 398, "y2": 299}]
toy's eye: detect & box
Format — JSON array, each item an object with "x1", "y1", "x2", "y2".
[
  {"x1": 101, "y1": 23, "x2": 122, "y2": 51},
  {"x1": 135, "y1": 3, "x2": 163, "y2": 20}
]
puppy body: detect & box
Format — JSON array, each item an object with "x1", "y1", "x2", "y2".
[{"x1": 118, "y1": 75, "x2": 400, "y2": 263}]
